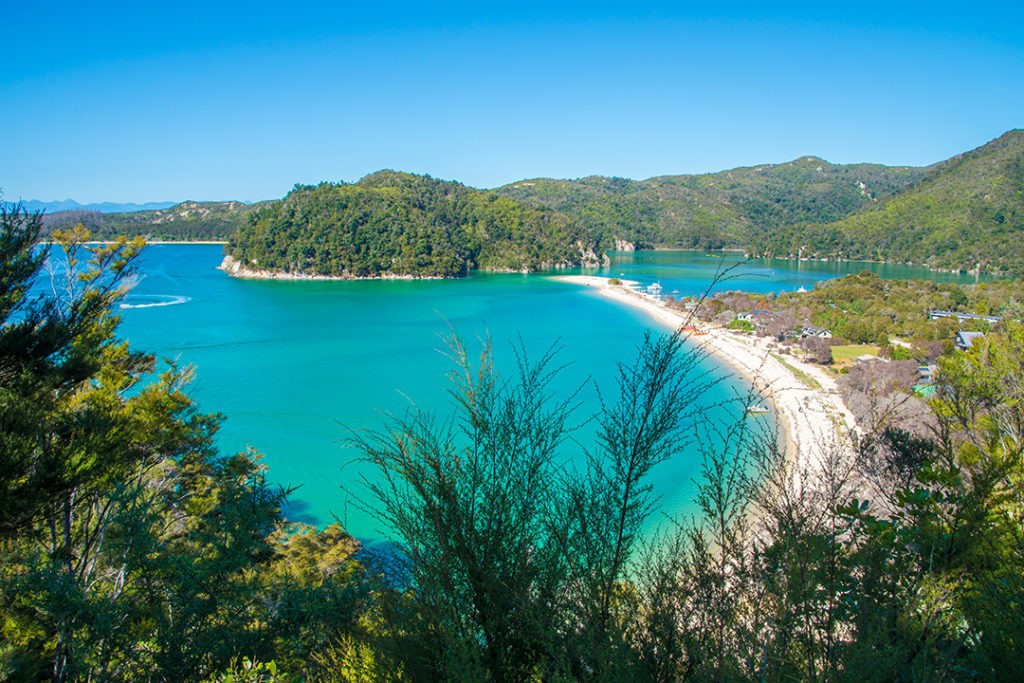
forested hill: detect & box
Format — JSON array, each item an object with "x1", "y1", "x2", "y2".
[
  {"x1": 225, "y1": 171, "x2": 600, "y2": 278},
  {"x1": 496, "y1": 158, "x2": 927, "y2": 249},
  {"x1": 42, "y1": 200, "x2": 260, "y2": 241},
  {"x1": 33, "y1": 130, "x2": 1024, "y2": 274},
  {"x1": 751, "y1": 129, "x2": 1024, "y2": 274}
]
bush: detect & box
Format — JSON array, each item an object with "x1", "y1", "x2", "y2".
[{"x1": 727, "y1": 318, "x2": 755, "y2": 332}]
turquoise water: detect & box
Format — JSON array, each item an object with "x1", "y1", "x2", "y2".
[
  {"x1": 589, "y1": 250, "x2": 991, "y2": 296},
  {"x1": 115, "y1": 246, "x2": 983, "y2": 541}
]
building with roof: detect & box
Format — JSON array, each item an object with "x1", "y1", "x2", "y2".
[{"x1": 955, "y1": 330, "x2": 986, "y2": 351}]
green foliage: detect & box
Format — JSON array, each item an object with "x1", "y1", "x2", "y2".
[
  {"x1": 6, "y1": 199, "x2": 1024, "y2": 680},
  {"x1": 0, "y1": 213, "x2": 371, "y2": 682},
  {"x1": 708, "y1": 269, "x2": 1024, "y2": 351},
  {"x1": 727, "y1": 318, "x2": 754, "y2": 332},
  {"x1": 756, "y1": 130, "x2": 1024, "y2": 275},
  {"x1": 45, "y1": 131, "x2": 1024, "y2": 275},
  {"x1": 497, "y1": 158, "x2": 924, "y2": 251},
  {"x1": 354, "y1": 330, "x2": 718, "y2": 679},
  {"x1": 41, "y1": 201, "x2": 261, "y2": 241},
  {"x1": 226, "y1": 172, "x2": 599, "y2": 278},
  {"x1": 205, "y1": 658, "x2": 294, "y2": 683}
]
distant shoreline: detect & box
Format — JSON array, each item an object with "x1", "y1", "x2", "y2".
[{"x1": 553, "y1": 275, "x2": 857, "y2": 472}]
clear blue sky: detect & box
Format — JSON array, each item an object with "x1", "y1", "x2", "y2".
[{"x1": 2, "y1": 1, "x2": 1022, "y2": 203}]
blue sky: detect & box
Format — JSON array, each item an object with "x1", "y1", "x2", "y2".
[{"x1": 2, "y1": 2, "x2": 1022, "y2": 203}]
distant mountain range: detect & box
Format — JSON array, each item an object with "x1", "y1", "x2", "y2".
[
  {"x1": 22, "y1": 129, "x2": 1024, "y2": 275},
  {"x1": 39, "y1": 201, "x2": 263, "y2": 242},
  {"x1": 10, "y1": 199, "x2": 179, "y2": 214}
]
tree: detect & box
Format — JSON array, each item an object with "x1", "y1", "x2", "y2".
[
  {"x1": 0, "y1": 213, "x2": 360, "y2": 682},
  {"x1": 0, "y1": 208, "x2": 146, "y2": 537},
  {"x1": 800, "y1": 335, "x2": 833, "y2": 364},
  {"x1": 356, "y1": 329, "x2": 720, "y2": 679}
]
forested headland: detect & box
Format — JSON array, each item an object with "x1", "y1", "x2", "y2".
[
  {"x1": 4, "y1": 204, "x2": 1024, "y2": 681},
  {"x1": 225, "y1": 172, "x2": 601, "y2": 278}
]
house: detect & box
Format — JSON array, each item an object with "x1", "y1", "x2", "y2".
[
  {"x1": 801, "y1": 324, "x2": 833, "y2": 339},
  {"x1": 954, "y1": 330, "x2": 986, "y2": 351},
  {"x1": 918, "y1": 364, "x2": 938, "y2": 383},
  {"x1": 930, "y1": 310, "x2": 1002, "y2": 325}
]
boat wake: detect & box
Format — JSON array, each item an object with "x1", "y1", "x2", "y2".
[{"x1": 120, "y1": 294, "x2": 192, "y2": 309}]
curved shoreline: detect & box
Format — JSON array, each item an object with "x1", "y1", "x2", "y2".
[
  {"x1": 218, "y1": 255, "x2": 445, "y2": 281},
  {"x1": 553, "y1": 275, "x2": 857, "y2": 468}
]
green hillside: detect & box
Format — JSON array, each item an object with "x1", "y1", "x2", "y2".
[
  {"x1": 37, "y1": 130, "x2": 1024, "y2": 275},
  {"x1": 42, "y1": 200, "x2": 259, "y2": 241},
  {"x1": 225, "y1": 171, "x2": 599, "y2": 278},
  {"x1": 497, "y1": 159, "x2": 925, "y2": 249},
  {"x1": 690, "y1": 157, "x2": 927, "y2": 238},
  {"x1": 497, "y1": 175, "x2": 747, "y2": 249},
  {"x1": 755, "y1": 130, "x2": 1024, "y2": 273}
]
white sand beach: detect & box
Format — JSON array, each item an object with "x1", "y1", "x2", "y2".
[
  {"x1": 555, "y1": 275, "x2": 858, "y2": 469},
  {"x1": 218, "y1": 255, "x2": 443, "y2": 281}
]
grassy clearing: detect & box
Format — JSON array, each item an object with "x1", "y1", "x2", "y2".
[{"x1": 831, "y1": 344, "x2": 880, "y2": 364}]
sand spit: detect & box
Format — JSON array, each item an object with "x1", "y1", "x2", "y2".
[{"x1": 554, "y1": 275, "x2": 858, "y2": 469}]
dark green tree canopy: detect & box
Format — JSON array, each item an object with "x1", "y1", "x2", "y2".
[{"x1": 226, "y1": 172, "x2": 600, "y2": 278}]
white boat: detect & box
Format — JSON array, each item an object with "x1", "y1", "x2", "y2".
[{"x1": 746, "y1": 404, "x2": 770, "y2": 414}]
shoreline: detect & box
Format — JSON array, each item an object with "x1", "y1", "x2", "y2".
[
  {"x1": 218, "y1": 255, "x2": 446, "y2": 281},
  {"x1": 553, "y1": 275, "x2": 857, "y2": 469}
]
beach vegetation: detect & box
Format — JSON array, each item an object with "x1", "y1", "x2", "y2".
[{"x1": 679, "y1": 270, "x2": 1024, "y2": 370}]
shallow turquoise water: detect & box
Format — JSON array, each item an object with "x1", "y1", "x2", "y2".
[{"x1": 114, "y1": 246, "x2": 983, "y2": 541}]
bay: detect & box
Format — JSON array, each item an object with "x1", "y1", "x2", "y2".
[{"x1": 116, "y1": 245, "x2": 984, "y2": 542}]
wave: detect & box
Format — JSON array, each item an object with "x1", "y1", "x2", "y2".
[{"x1": 120, "y1": 294, "x2": 192, "y2": 309}]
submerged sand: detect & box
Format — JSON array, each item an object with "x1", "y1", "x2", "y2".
[{"x1": 554, "y1": 275, "x2": 857, "y2": 470}]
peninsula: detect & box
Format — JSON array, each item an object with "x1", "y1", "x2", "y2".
[{"x1": 556, "y1": 275, "x2": 859, "y2": 471}]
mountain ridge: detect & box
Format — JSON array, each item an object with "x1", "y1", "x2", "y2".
[
  {"x1": 10, "y1": 199, "x2": 179, "y2": 214},
  {"x1": 749, "y1": 129, "x2": 1024, "y2": 273},
  {"x1": 22, "y1": 129, "x2": 1024, "y2": 274}
]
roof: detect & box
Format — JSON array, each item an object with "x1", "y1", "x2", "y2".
[
  {"x1": 931, "y1": 310, "x2": 1003, "y2": 324},
  {"x1": 955, "y1": 330, "x2": 986, "y2": 349}
]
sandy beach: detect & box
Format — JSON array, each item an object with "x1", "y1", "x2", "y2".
[
  {"x1": 218, "y1": 255, "x2": 444, "y2": 281},
  {"x1": 555, "y1": 275, "x2": 857, "y2": 470}
]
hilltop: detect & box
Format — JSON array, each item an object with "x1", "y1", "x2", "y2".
[
  {"x1": 42, "y1": 200, "x2": 261, "y2": 241},
  {"x1": 752, "y1": 129, "x2": 1024, "y2": 273},
  {"x1": 497, "y1": 158, "x2": 926, "y2": 250},
  {"x1": 29, "y1": 129, "x2": 1024, "y2": 274},
  {"x1": 225, "y1": 172, "x2": 600, "y2": 278}
]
